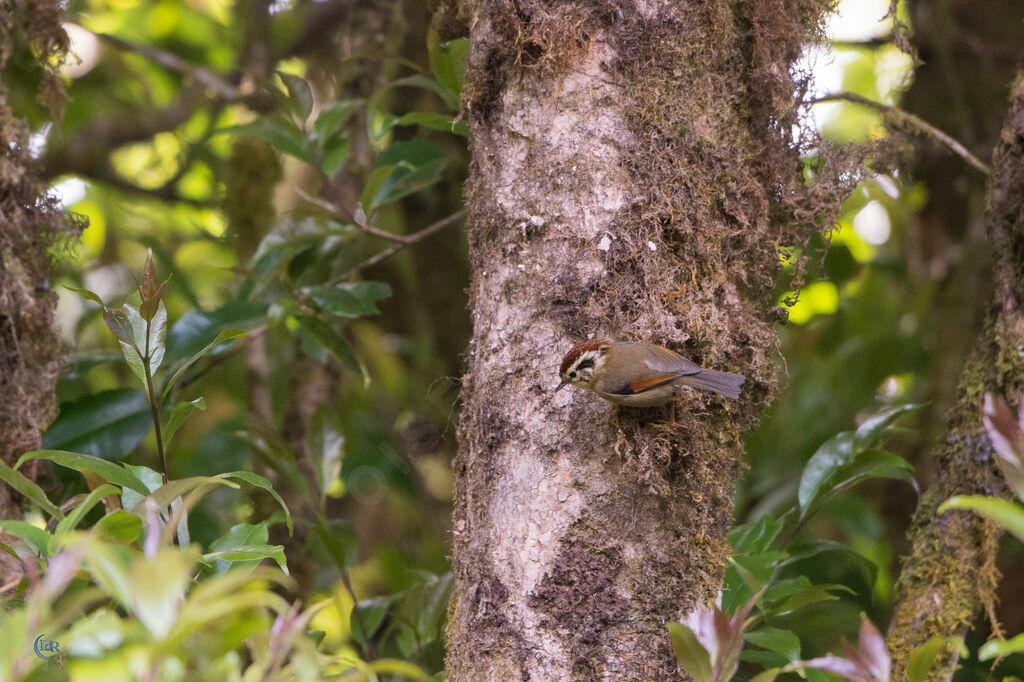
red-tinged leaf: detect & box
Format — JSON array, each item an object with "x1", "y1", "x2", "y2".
[
  {"x1": 856, "y1": 613, "x2": 891, "y2": 681},
  {"x1": 983, "y1": 393, "x2": 1024, "y2": 498},
  {"x1": 799, "y1": 654, "x2": 866, "y2": 680}
]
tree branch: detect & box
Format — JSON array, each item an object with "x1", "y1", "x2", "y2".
[
  {"x1": 328, "y1": 210, "x2": 465, "y2": 284},
  {"x1": 808, "y1": 91, "x2": 992, "y2": 175}
]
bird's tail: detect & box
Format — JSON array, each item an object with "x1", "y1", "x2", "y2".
[{"x1": 684, "y1": 369, "x2": 745, "y2": 399}]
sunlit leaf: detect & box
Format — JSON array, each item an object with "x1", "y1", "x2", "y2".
[
  {"x1": 907, "y1": 636, "x2": 963, "y2": 681},
  {"x1": 308, "y1": 404, "x2": 345, "y2": 502},
  {"x1": 0, "y1": 520, "x2": 52, "y2": 555},
  {"x1": 163, "y1": 397, "x2": 206, "y2": 445},
  {"x1": 16, "y1": 449, "x2": 150, "y2": 495},
  {"x1": 667, "y1": 621, "x2": 712, "y2": 682},
  {"x1": 207, "y1": 522, "x2": 269, "y2": 574},
  {"x1": 939, "y1": 495, "x2": 1024, "y2": 543},
  {"x1": 745, "y1": 627, "x2": 801, "y2": 663}
]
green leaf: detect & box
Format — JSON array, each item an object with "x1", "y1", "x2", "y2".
[
  {"x1": 82, "y1": 539, "x2": 134, "y2": 608},
  {"x1": 163, "y1": 397, "x2": 207, "y2": 445},
  {"x1": 164, "y1": 301, "x2": 266, "y2": 368},
  {"x1": 667, "y1": 621, "x2": 712, "y2": 682},
  {"x1": 362, "y1": 139, "x2": 447, "y2": 212},
  {"x1": 308, "y1": 405, "x2": 345, "y2": 501},
  {"x1": 939, "y1": 495, "x2": 1024, "y2": 543},
  {"x1": 131, "y1": 547, "x2": 195, "y2": 639},
  {"x1": 823, "y1": 450, "x2": 917, "y2": 504},
  {"x1": 65, "y1": 285, "x2": 104, "y2": 306},
  {"x1": 314, "y1": 99, "x2": 363, "y2": 141},
  {"x1": 102, "y1": 306, "x2": 138, "y2": 350},
  {"x1": 979, "y1": 633, "x2": 1024, "y2": 661},
  {"x1": 798, "y1": 431, "x2": 855, "y2": 513},
  {"x1": 277, "y1": 71, "x2": 313, "y2": 120},
  {"x1": 128, "y1": 477, "x2": 239, "y2": 516},
  {"x1": 320, "y1": 135, "x2": 350, "y2": 176},
  {"x1": 16, "y1": 450, "x2": 150, "y2": 495},
  {"x1": 217, "y1": 117, "x2": 316, "y2": 164},
  {"x1": 253, "y1": 217, "x2": 356, "y2": 265},
  {"x1": 0, "y1": 520, "x2": 52, "y2": 554},
  {"x1": 43, "y1": 389, "x2": 152, "y2": 460},
  {"x1": 207, "y1": 522, "x2": 269, "y2": 574},
  {"x1": 295, "y1": 316, "x2": 370, "y2": 387},
  {"x1": 55, "y1": 484, "x2": 120, "y2": 537},
  {"x1": 305, "y1": 281, "x2": 392, "y2": 318},
  {"x1": 352, "y1": 594, "x2": 396, "y2": 646},
  {"x1": 428, "y1": 36, "x2": 469, "y2": 102},
  {"x1": 729, "y1": 514, "x2": 784, "y2": 554},
  {"x1": 160, "y1": 329, "x2": 249, "y2": 406},
  {"x1": 120, "y1": 464, "x2": 191, "y2": 545},
  {"x1": 908, "y1": 636, "x2": 962, "y2": 681},
  {"x1": 218, "y1": 471, "x2": 293, "y2": 535},
  {"x1": 749, "y1": 669, "x2": 782, "y2": 682},
  {"x1": 203, "y1": 543, "x2": 287, "y2": 574},
  {"x1": 853, "y1": 403, "x2": 920, "y2": 450},
  {"x1": 93, "y1": 510, "x2": 143, "y2": 544},
  {"x1": 744, "y1": 627, "x2": 801, "y2": 663},
  {"x1": 394, "y1": 111, "x2": 468, "y2": 136},
  {"x1": 0, "y1": 459, "x2": 62, "y2": 520},
  {"x1": 313, "y1": 520, "x2": 357, "y2": 568},
  {"x1": 767, "y1": 584, "x2": 848, "y2": 618}
]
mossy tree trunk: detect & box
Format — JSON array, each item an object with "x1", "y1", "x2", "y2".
[
  {"x1": 0, "y1": 1, "x2": 75, "y2": 584},
  {"x1": 447, "y1": 1, "x2": 856, "y2": 678},
  {"x1": 886, "y1": 72, "x2": 1024, "y2": 680}
]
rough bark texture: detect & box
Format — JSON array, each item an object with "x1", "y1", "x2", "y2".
[
  {"x1": 887, "y1": 73, "x2": 1024, "y2": 680},
  {"x1": 447, "y1": 1, "x2": 862, "y2": 678},
  {"x1": 0, "y1": 1, "x2": 77, "y2": 583}
]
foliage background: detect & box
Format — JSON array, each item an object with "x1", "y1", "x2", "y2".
[{"x1": 2, "y1": 0, "x2": 1023, "y2": 679}]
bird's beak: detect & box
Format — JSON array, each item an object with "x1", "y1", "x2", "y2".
[{"x1": 555, "y1": 380, "x2": 568, "y2": 392}]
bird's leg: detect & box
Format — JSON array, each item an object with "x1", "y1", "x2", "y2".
[{"x1": 670, "y1": 400, "x2": 676, "y2": 425}]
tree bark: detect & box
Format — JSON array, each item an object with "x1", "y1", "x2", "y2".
[
  {"x1": 0, "y1": 1, "x2": 75, "y2": 583},
  {"x1": 447, "y1": 1, "x2": 855, "y2": 678},
  {"x1": 886, "y1": 71, "x2": 1024, "y2": 681}
]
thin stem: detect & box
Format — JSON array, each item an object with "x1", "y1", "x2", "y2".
[
  {"x1": 807, "y1": 91, "x2": 992, "y2": 175},
  {"x1": 340, "y1": 569, "x2": 378, "y2": 661},
  {"x1": 328, "y1": 209, "x2": 466, "y2": 285},
  {"x1": 142, "y1": 318, "x2": 168, "y2": 485}
]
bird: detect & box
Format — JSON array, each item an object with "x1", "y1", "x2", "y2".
[{"x1": 556, "y1": 340, "x2": 744, "y2": 419}]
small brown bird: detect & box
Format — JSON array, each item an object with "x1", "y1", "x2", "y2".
[{"x1": 556, "y1": 340, "x2": 744, "y2": 412}]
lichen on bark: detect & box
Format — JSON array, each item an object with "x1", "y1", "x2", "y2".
[{"x1": 447, "y1": 1, "x2": 864, "y2": 679}]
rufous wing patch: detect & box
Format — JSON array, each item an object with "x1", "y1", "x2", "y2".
[{"x1": 622, "y1": 372, "x2": 679, "y2": 394}]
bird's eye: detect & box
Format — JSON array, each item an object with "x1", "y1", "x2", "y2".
[{"x1": 569, "y1": 371, "x2": 577, "y2": 378}]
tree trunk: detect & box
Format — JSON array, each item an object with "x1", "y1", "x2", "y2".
[
  {"x1": 0, "y1": 1, "x2": 75, "y2": 585},
  {"x1": 886, "y1": 71, "x2": 1024, "y2": 681},
  {"x1": 447, "y1": 1, "x2": 855, "y2": 678}
]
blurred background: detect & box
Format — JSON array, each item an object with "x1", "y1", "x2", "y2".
[{"x1": 5, "y1": 0, "x2": 1023, "y2": 677}]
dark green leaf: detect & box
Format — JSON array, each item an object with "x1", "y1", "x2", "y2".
[
  {"x1": 729, "y1": 514, "x2": 784, "y2": 554},
  {"x1": 103, "y1": 307, "x2": 138, "y2": 350},
  {"x1": 314, "y1": 99, "x2": 363, "y2": 141},
  {"x1": 164, "y1": 301, "x2": 267, "y2": 368},
  {"x1": 43, "y1": 389, "x2": 152, "y2": 460},
  {"x1": 0, "y1": 459, "x2": 62, "y2": 519},
  {"x1": 305, "y1": 281, "x2": 391, "y2": 318},
  {"x1": 313, "y1": 520, "x2": 357, "y2": 569},
  {"x1": 853, "y1": 403, "x2": 921, "y2": 450},
  {"x1": 351, "y1": 595, "x2": 396, "y2": 646},
  {"x1": 320, "y1": 135, "x2": 351, "y2": 177},
  {"x1": 160, "y1": 327, "x2": 249, "y2": 407},
  {"x1": 217, "y1": 117, "x2": 316, "y2": 164},
  {"x1": 295, "y1": 317, "x2": 370, "y2": 387},
  {"x1": 798, "y1": 431, "x2": 855, "y2": 514},
  {"x1": 394, "y1": 111, "x2": 468, "y2": 136},
  {"x1": 163, "y1": 397, "x2": 206, "y2": 445},
  {"x1": 744, "y1": 627, "x2": 801, "y2": 663},
  {"x1": 364, "y1": 139, "x2": 447, "y2": 211},
  {"x1": 16, "y1": 450, "x2": 150, "y2": 495}
]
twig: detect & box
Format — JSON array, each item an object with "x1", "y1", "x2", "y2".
[
  {"x1": 329, "y1": 209, "x2": 466, "y2": 284},
  {"x1": 94, "y1": 32, "x2": 240, "y2": 100},
  {"x1": 808, "y1": 91, "x2": 992, "y2": 175}
]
